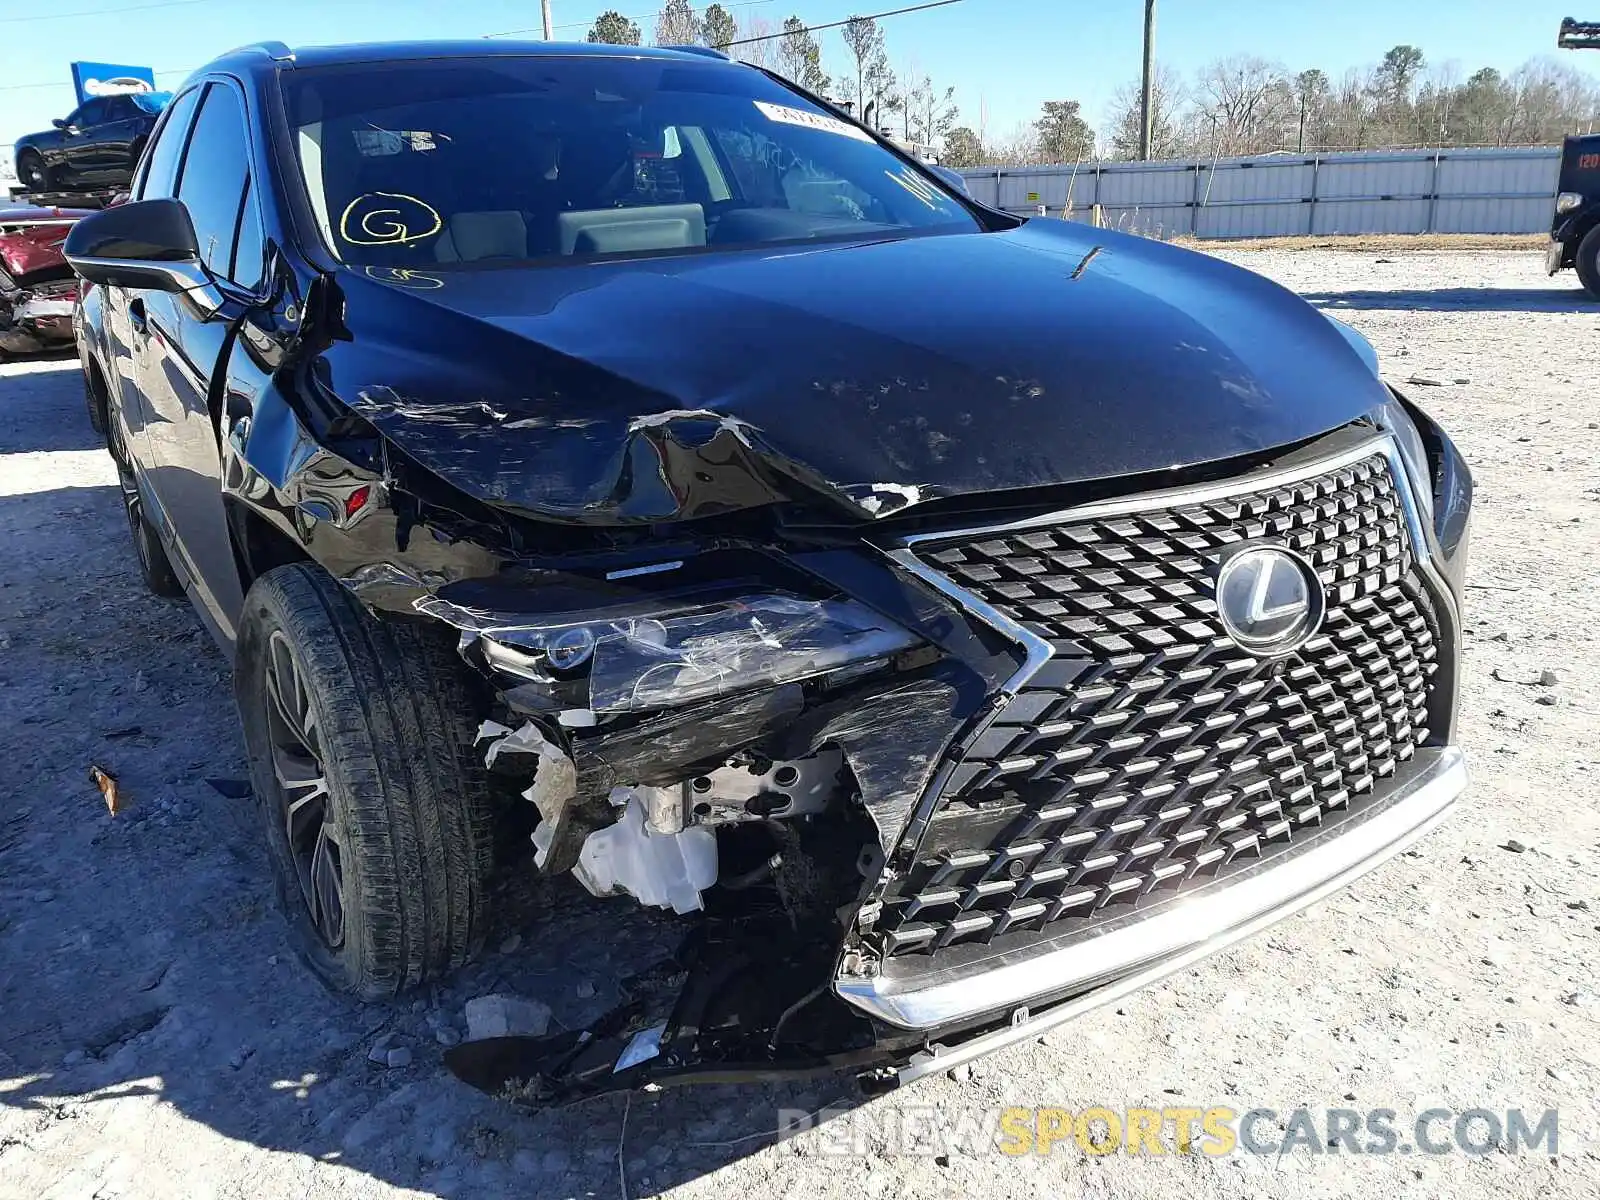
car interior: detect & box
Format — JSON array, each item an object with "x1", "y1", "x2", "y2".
[{"x1": 289, "y1": 68, "x2": 963, "y2": 268}]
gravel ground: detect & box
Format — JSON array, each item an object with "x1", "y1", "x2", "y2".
[{"x1": 1, "y1": 247, "x2": 1597, "y2": 1199}]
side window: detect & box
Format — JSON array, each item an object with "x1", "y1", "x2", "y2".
[
  {"x1": 230, "y1": 177, "x2": 266, "y2": 292},
  {"x1": 176, "y1": 84, "x2": 251, "y2": 281},
  {"x1": 74, "y1": 100, "x2": 110, "y2": 128},
  {"x1": 135, "y1": 87, "x2": 200, "y2": 200},
  {"x1": 107, "y1": 97, "x2": 137, "y2": 121}
]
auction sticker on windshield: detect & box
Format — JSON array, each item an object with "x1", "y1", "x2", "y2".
[{"x1": 753, "y1": 101, "x2": 875, "y2": 143}]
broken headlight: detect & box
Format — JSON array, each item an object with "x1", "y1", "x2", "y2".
[
  {"x1": 1368, "y1": 394, "x2": 1434, "y2": 523},
  {"x1": 480, "y1": 594, "x2": 922, "y2": 713}
]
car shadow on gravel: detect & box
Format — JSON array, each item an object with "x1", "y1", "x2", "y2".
[
  {"x1": 0, "y1": 470, "x2": 880, "y2": 1196},
  {"x1": 1305, "y1": 286, "x2": 1596, "y2": 313},
  {"x1": 0, "y1": 355, "x2": 104, "y2": 454}
]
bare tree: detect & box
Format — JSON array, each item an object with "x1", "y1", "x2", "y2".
[
  {"x1": 1195, "y1": 56, "x2": 1292, "y2": 155},
  {"x1": 1107, "y1": 66, "x2": 1185, "y2": 159},
  {"x1": 654, "y1": 0, "x2": 699, "y2": 47},
  {"x1": 729, "y1": 16, "x2": 776, "y2": 69},
  {"x1": 840, "y1": 16, "x2": 882, "y2": 116},
  {"x1": 774, "y1": 16, "x2": 828, "y2": 95},
  {"x1": 1293, "y1": 69, "x2": 1329, "y2": 152},
  {"x1": 907, "y1": 74, "x2": 957, "y2": 146},
  {"x1": 977, "y1": 44, "x2": 1600, "y2": 163},
  {"x1": 863, "y1": 49, "x2": 898, "y2": 132}
]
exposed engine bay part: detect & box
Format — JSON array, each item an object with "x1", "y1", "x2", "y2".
[
  {"x1": 571, "y1": 790, "x2": 717, "y2": 914},
  {"x1": 683, "y1": 748, "x2": 844, "y2": 827}
]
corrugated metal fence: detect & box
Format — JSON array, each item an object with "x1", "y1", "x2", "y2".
[{"x1": 956, "y1": 146, "x2": 1559, "y2": 239}]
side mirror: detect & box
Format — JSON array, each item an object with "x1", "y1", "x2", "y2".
[
  {"x1": 930, "y1": 165, "x2": 972, "y2": 198},
  {"x1": 64, "y1": 198, "x2": 209, "y2": 292},
  {"x1": 53, "y1": 118, "x2": 68, "y2": 129}
]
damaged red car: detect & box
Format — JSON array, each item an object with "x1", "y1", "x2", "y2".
[
  {"x1": 67, "y1": 40, "x2": 1473, "y2": 1102},
  {"x1": 0, "y1": 204, "x2": 86, "y2": 357}
]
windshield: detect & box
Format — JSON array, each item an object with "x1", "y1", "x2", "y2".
[{"x1": 282, "y1": 56, "x2": 977, "y2": 268}]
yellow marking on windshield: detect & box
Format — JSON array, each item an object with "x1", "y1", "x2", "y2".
[{"x1": 339, "y1": 192, "x2": 443, "y2": 246}]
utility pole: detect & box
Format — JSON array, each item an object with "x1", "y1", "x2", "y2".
[
  {"x1": 541, "y1": 0, "x2": 553, "y2": 39},
  {"x1": 1138, "y1": 0, "x2": 1157, "y2": 160}
]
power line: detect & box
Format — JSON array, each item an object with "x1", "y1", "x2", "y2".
[
  {"x1": 715, "y1": 0, "x2": 965, "y2": 48},
  {"x1": 0, "y1": 0, "x2": 206, "y2": 24}
]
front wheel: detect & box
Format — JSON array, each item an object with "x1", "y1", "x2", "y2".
[
  {"x1": 1576, "y1": 225, "x2": 1600, "y2": 300},
  {"x1": 16, "y1": 150, "x2": 51, "y2": 192},
  {"x1": 236, "y1": 563, "x2": 497, "y2": 998}
]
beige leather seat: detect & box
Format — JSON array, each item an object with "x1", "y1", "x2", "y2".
[{"x1": 435, "y1": 211, "x2": 528, "y2": 262}]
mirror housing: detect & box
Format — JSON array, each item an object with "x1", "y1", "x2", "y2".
[
  {"x1": 930, "y1": 165, "x2": 972, "y2": 198},
  {"x1": 64, "y1": 198, "x2": 209, "y2": 292},
  {"x1": 53, "y1": 118, "x2": 68, "y2": 129}
]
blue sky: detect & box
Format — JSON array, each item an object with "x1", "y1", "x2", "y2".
[{"x1": 4, "y1": 0, "x2": 1599, "y2": 151}]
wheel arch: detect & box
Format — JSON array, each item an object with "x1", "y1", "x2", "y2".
[
  {"x1": 225, "y1": 497, "x2": 313, "y2": 593},
  {"x1": 82, "y1": 352, "x2": 112, "y2": 435}
]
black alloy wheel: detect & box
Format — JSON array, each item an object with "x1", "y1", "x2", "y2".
[{"x1": 262, "y1": 629, "x2": 345, "y2": 949}]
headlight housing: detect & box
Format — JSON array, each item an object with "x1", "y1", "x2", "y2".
[
  {"x1": 1557, "y1": 191, "x2": 1584, "y2": 215},
  {"x1": 477, "y1": 593, "x2": 922, "y2": 714},
  {"x1": 1368, "y1": 395, "x2": 1434, "y2": 524}
]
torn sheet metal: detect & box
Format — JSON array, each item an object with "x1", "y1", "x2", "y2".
[
  {"x1": 787, "y1": 675, "x2": 967, "y2": 852},
  {"x1": 476, "y1": 719, "x2": 582, "y2": 871}
]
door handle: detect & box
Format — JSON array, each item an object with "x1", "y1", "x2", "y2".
[{"x1": 127, "y1": 298, "x2": 147, "y2": 336}]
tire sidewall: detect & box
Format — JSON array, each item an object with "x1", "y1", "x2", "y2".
[
  {"x1": 236, "y1": 583, "x2": 378, "y2": 995},
  {"x1": 18, "y1": 151, "x2": 48, "y2": 190},
  {"x1": 107, "y1": 414, "x2": 182, "y2": 597},
  {"x1": 1576, "y1": 225, "x2": 1600, "y2": 300}
]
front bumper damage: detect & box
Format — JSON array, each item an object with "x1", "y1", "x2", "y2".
[
  {"x1": 219, "y1": 367, "x2": 1473, "y2": 1106},
  {"x1": 433, "y1": 427, "x2": 1471, "y2": 1106}
]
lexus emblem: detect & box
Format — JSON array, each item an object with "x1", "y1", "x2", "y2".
[{"x1": 1214, "y1": 544, "x2": 1325, "y2": 657}]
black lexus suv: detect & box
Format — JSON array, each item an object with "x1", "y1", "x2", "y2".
[{"x1": 68, "y1": 40, "x2": 1473, "y2": 1102}]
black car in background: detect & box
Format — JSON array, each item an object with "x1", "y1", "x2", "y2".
[
  {"x1": 1548, "y1": 133, "x2": 1600, "y2": 297},
  {"x1": 13, "y1": 92, "x2": 170, "y2": 193},
  {"x1": 66, "y1": 40, "x2": 1473, "y2": 1103}
]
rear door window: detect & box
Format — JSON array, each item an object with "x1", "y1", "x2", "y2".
[{"x1": 72, "y1": 99, "x2": 110, "y2": 129}]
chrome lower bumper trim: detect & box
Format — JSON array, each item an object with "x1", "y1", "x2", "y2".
[{"x1": 840, "y1": 745, "x2": 1466, "y2": 1033}]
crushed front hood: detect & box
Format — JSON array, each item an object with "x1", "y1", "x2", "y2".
[{"x1": 331, "y1": 221, "x2": 1390, "y2": 523}]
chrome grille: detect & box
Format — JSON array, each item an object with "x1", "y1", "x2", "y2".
[{"x1": 875, "y1": 450, "x2": 1442, "y2": 959}]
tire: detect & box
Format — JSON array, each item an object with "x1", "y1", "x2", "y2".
[
  {"x1": 1575, "y1": 225, "x2": 1600, "y2": 300},
  {"x1": 16, "y1": 150, "x2": 51, "y2": 192},
  {"x1": 106, "y1": 411, "x2": 184, "y2": 598},
  {"x1": 83, "y1": 368, "x2": 107, "y2": 437},
  {"x1": 235, "y1": 563, "x2": 497, "y2": 998}
]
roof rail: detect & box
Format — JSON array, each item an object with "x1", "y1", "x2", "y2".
[
  {"x1": 663, "y1": 45, "x2": 730, "y2": 60},
  {"x1": 220, "y1": 40, "x2": 295, "y2": 62}
]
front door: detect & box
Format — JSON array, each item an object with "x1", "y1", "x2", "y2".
[
  {"x1": 127, "y1": 80, "x2": 264, "y2": 647},
  {"x1": 59, "y1": 99, "x2": 112, "y2": 179}
]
